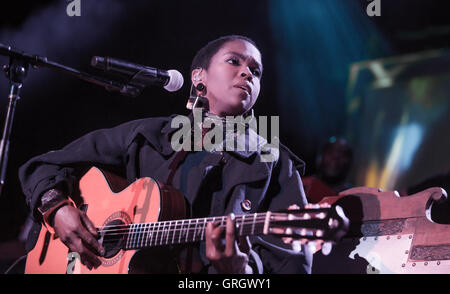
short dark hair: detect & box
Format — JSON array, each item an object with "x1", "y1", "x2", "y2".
[{"x1": 190, "y1": 35, "x2": 261, "y2": 74}]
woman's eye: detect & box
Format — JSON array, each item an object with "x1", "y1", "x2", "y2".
[
  {"x1": 252, "y1": 68, "x2": 261, "y2": 77},
  {"x1": 227, "y1": 57, "x2": 240, "y2": 65}
]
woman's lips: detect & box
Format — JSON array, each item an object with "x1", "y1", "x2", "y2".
[{"x1": 234, "y1": 84, "x2": 251, "y2": 94}]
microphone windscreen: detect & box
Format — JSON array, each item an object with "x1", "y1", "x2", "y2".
[{"x1": 164, "y1": 70, "x2": 184, "y2": 92}]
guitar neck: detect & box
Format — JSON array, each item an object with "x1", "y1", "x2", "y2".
[
  {"x1": 127, "y1": 213, "x2": 270, "y2": 250},
  {"x1": 100, "y1": 213, "x2": 271, "y2": 250},
  {"x1": 98, "y1": 206, "x2": 344, "y2": 251}
]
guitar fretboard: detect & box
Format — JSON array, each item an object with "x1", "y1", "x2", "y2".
[{"x1": 120, "y1": 213, "x2": 269, "y2": 250}]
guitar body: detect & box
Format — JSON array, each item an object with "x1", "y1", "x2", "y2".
[{"x1": 25, "y1": 167, "x2": 187, "y2": 274}]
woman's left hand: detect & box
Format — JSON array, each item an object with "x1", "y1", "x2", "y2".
[{"x1": 205, "y1": 214, "x2": 253, "y2": 274}]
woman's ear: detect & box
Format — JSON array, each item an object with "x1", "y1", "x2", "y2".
[{"x1": 191, "y1": 68, "x2": 204, "y2": 86}]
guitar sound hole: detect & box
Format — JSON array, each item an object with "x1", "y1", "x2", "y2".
[{"x1": 101, "y1": 219, "x2": 126, "y2": 259}]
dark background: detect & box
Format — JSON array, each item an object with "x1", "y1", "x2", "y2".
[{"x1": 0, "y1": 0, "x2": 450, "y2": 268}]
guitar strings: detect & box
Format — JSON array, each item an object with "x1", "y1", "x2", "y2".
[
  {"x1": 98, "y1": 225, "x2": 323, "y2": 250},
  {"x1": 98, "y1": 222, "x2": 269, "y2": 247},
  {"x1": 97, "y1": 214, "x2": 270, "y2": 236},
  {"x1": 96, "y1": 213, "x2": 269, "y2": 233},
  {"x1": 97, "y1": 214, "x2": 270, "y2": 245},
  {"x1": 96, "y1": 213, "x2": 325, "y2": 248},
  {"x1": 99, "y1": 224, "x2": 267, "y2": 240},
  {"x1": 95, "y1": 211, "x2": 323, "y2": 234},
  {"x1": 98, "y1": 221, "x2": 267, "y2": 239}
]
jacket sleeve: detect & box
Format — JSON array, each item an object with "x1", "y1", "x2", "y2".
[
  {"x1": 251, "y1": 144, "x2": 313, "y2": 274},
  {"x1": 18, "y1": 119, "x2": 142, "y2": 221}
]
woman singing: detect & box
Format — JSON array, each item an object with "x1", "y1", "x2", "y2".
[{"x1": 19, "y1": 35, "x2": 312, "y2": 274}]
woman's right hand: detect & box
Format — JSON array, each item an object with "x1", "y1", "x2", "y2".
[{"x1": 52, "y1": 205, "x2": 105, "y2": 270}]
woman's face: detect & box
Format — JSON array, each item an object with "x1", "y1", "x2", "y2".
[{"x1": 193, "y1": 39, "x2": 263, "y2": 117}]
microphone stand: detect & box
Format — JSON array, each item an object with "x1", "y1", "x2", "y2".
[{"x1": 0, "y1": 43, "x2": 142, "y2": 197}]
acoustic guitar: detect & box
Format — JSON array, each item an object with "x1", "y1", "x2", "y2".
[{"x1": 25, "y1": 167, "x2": 349, "y2": 274}]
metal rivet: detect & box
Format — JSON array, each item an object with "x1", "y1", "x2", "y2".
[
  {"x1": 412, "y1": 263, "x2": 416, "y2": 267},
  {"x1": 437, "y1": 261, "x2": 441, "y2": 265},
  {"x1": 397, "y1": 235, "x2": 401, "y2": 239},
  {"x1": 386, "y1": 236, "x2": 390, "y2": 240},
  {"x1": 405, "y1": 250, "x2": 409, "y2": 254},
  {"x1": 409, "y1": 235, "x2": 413, "y2": 239},
  {"x1": 241, "y1": 200, "x2": 252, "y2": 211},
  {"x1": 401, "y1": 263, "x2": 406, "y2": 267},
  {"x1": 363, "y1": 237, "x2": 367, "y2": 241},
  {"x1": 424, "y1": 262, "x2": 428, "y2": 266},
  {"x1": 374, "y1": 236, "x2": 378, "y2": 240}
]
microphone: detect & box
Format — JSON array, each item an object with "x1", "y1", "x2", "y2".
[{"x1": 91, "y1": 56, "x2": 184, "y2": 92}]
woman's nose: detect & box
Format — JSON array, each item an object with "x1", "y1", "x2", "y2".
[{"x1": 240, "y1": 67, "x2": 253, "y2": 80}]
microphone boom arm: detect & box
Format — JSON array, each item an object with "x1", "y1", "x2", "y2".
[
  {"x1": 0, "y1": 43, "x2": 142, "y2": 97},
  {"x1": 0, "y1": 43, "x2": 140, "y2": 198}
]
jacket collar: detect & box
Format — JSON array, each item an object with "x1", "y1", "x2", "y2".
[
  {"x1": 158, "y1": 113, "x2": 268, "y2": 159},
  {"x1": 137, "y1": 113, "x2": 273, "y2": 185}
]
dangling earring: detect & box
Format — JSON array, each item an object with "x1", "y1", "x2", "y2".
[{"x1": 186, "y1": 82, "x2": 208, "y2": 111}]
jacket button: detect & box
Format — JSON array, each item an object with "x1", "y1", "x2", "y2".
[{"x1": 241, "y1": 200, "x2": 252, "y2": 211}]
